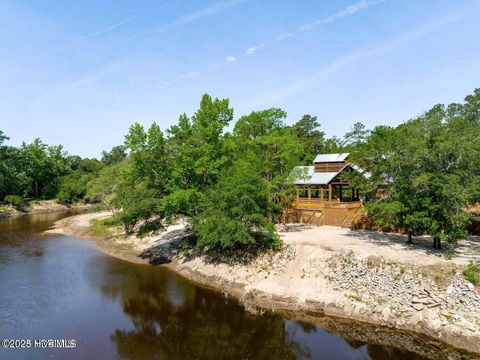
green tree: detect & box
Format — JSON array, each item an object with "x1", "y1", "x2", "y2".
[
  {"x1": 101, "y1": 145, "x2": 127, "y2": 166},
  {"x1": 355, "y1": 90, "x2": 480, "y2": 248},
  {"x1": 86, "y1": 159, "x2": 130, "y2": 211},
  {"x1": 113, "y1": 176, "x2": 162, "y2": 236},
  {"x1": 234, "y1": 108, "x2": 286, "y2": 140},
  {"x1": 125, "y1": 122, "x2": 168, "y2": 191},
  {"x1": 0, "y1": 130, "x2": 9, "y2": 145},
  {"x1": 192, "y1": 161, "x2": 279, "y2": 251},
  {"x1": 292, "y1": 115, "x2": 326, "y2": 162},
  {"x1": 233, "y1": 110, "x2": 304, "y2": 222}
]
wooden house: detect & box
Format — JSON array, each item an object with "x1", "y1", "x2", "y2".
[{"x1": 287, "y1": 153, "x2": 367, "y2": 227}]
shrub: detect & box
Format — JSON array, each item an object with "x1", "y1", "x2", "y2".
[
  {"x1": 365, "y1": 201, "x2": 403, "y2": 232},
  {"x1": 161, "y1": 189, "x2": 205, "y2": 221},
  {"x1": 463, "y1": 262, "x2": 480, "y2": 286},
  {"x1": 192, "y1": 161, "x2": 280, "y2": 252},
  {"x1": 57, "y1": 173, "x2": 92, "y2": 204},
  {"x1": 4, "y1": 195, "x2": 23, "y2": 206}
]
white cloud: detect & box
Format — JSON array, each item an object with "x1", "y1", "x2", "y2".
[
  {"x1": 276, "y1": 32, "x2": 293, "y2": 40},
  {"x1": 300, "y1": 0, "x2": 384, "y2": 31},
  {"x1": 245, "y1": 44, "x2": 264, "y2": 56},
  {"x1": 226, "y1": 55, "x2": 236, "y2": 62}
]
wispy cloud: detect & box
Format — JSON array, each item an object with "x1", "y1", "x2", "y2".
[
  {"x1": 165, "y1": 70, "x2": 202, "y2": 85},
  {"x1": 262, "y1": 10, "x2": 469, "y2": 104},
  {"x1": 207, "y1": 63, "x2": 222, "y2": 72},
  {"x1": 276, "y1": 32, "x2": 293, "y2": 40},
  {"x1": 245, "y1": 44, "x2": 264, "y2": 56},
  {"x1": 59, "y1": 17, "x2": 135, "y2": 48},
  {"x1": 300, "y1": 0, "x2": 384, "y2": 31},
  {"x1": 164, "y1": 0, "x2": 384, "y2": 85},
  {"x1": 154, "y1": 0, "x2": 249, "y2": 32},
  {"x1": 159, "y1": 0, "x2": 386, "y2": 85}
]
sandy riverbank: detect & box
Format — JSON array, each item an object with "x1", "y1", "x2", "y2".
[
  {"x1": 0, "y1": 200, "x2": 90, "y2": 218},
  {"x1": 46, "y1": 212, "x2": 480, "y2": 357}
]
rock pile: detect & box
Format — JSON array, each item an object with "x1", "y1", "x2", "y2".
[{"x1": 328, "y1": 255, "x2": 480, "y2": 334}]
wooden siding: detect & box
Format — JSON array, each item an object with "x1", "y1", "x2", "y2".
[
  {"x1": 314, "y1": 161, "x2": 346, "y2": 173},
  {"x1": 285, "y1": 199, "x2": 363, "y2": 227},
  {"x1": 287, "y1": 199, "x2": 363, "y2": 228}
]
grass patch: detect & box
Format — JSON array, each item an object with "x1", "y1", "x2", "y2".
[
  {"x1": 416, "y1": 264, "x2": 457, "y2": 288},
  {"x1": 463, "y1": 262, "x2": 480, "y2": 286},
  {"x1": 0, "y1": 205, "x2": 13, "y2": 214},
  {"x1": 394, "y1": 265, "x2": 406, "y2": 281},
  {"x1": 345, "y1": 294, "x2": 363, "y2": 302},
  {"x1": 445, "y1": 252, "x2": 454, "y2": 260},
  {"x1": 89, "y1": 217, "x2": 119, "y2": 238}
]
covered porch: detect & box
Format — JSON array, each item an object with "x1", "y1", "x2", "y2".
[{"x1": 294, "y1": 184, "x2": 362, "y2": 210}]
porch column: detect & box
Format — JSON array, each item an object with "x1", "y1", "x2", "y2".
[
  {"x1": 328, "y1": 184, "x2": 332, "y2": 202},
  {"x1": 307, "y1": 187, "x2": 311, "y2": 207},
  {"x1": 339, "y1": 184, "x2": 343, "y2": 202},
  {"x1": 296, "y1": 188, "x2": 299, "y2": 203},
  {"x1": 320, "y1": 187, "x2": 324, "y2": 204},
  {"x1": 352, "y1": 187, "x2": 355, "y2": 201}
]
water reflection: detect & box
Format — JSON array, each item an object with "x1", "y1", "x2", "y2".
[
  {"x1": 91, "y1": 255, "x2": 428, "y2": 360},
  {"x1": 91, "y1": 257, "x2": 296, "y2": 359}
]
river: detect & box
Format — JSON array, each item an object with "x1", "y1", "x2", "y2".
[{"x1": 0, "y1": 212, "x2": 450, "y2": 359}]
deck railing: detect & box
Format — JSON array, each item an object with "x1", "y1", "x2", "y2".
[{"x1": 293, "y1": 198, "x2": 362, "y2": 209}]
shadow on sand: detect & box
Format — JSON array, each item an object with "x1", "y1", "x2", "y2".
[{"x1": 344, "y1": 229, "x2": 480, "y2": 263}]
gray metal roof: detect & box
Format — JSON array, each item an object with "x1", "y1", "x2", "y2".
[
  {"x1": 313, "y1": 153, "x2": 349, "y2": 163},
  {"x1": 350, "y1": 163, "x2": 371, "y2": 179},
  {"x1": 292, "y1": 166, "x2": 339, "y2": 185},
  {"x1": 292, "y1": 162, "x2": 369, "y2": 185}
]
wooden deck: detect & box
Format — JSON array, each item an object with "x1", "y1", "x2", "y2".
[{"x1": 286, "y1": 198, "x2": 363, "y2": 227}]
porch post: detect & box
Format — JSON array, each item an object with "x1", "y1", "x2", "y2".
[
  {"x1": 307, "y1": 187, "x2": 311, "y2": 207},
  {"x1": 352, "y1": 187, "x2": 355, "y2": 201},
  {"x1": 339, "y1": 184, "x2": 343, "y2": 202},
  {"x1": 320, "y1": 187, "x2": 324, "y2": 204},
  {"x1": 328, "y1": 184, "x2": 332, "y2": 202},
  {"x1": 296, "y1": 188, "x2": 299, "y2": 203}
]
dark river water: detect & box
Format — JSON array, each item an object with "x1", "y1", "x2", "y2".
[{"x1": 0, "y1": 212, "x2": 459, "y2": 359}]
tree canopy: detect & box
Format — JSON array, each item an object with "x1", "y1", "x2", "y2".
[
  {"x1": 2, "y1": 88, "x2": 479, "y2": 253},
  {"x1": 351, "y1": 90, "x2": 480, "y2": 248}
]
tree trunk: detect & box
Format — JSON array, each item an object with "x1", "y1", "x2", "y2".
[
  {"x1": 406, "y1": 232, "x2": 413, "y2": 244},
  {"x1": 432, "y1": 237, "x2": 443, "y2": 250}
]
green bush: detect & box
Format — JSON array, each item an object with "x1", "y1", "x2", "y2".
[
  {"x1": 365, "y1": 201, "x2": 403, "y2": 232},
  {"x1": 57, "y1": 173, "x2": 92, "y2": 204},
  {"x1": 463, "y1": 262, "x2": 480, "y2": 286},
  {"x1": 4, "y1": 195, "x2": 24, "y2": 206},
  {"x1": 161, "y1": 189, "x2": 205, "y2": 221},
  {"x1": 192, "y1": 161, "x2": 280, "y2": 252}
]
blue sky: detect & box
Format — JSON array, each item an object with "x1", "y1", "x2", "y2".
[{"x1": 1, "y1": 0, "x2": 479, "y2": 158}]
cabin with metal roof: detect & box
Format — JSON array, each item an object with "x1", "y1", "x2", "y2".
[{"x1": 287, "y1": 153, "x2": 366, "y2": 227}]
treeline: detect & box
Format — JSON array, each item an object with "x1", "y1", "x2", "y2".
[
  {"x1": 349, "y1": 89, "x2": 480, "y2": 249},
  {"x1": 0, "y1": 131, "x2": 127, "y2": 205},
  {"x1": 1, "y1": 89, "x2": 479, "y2": 251}
]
